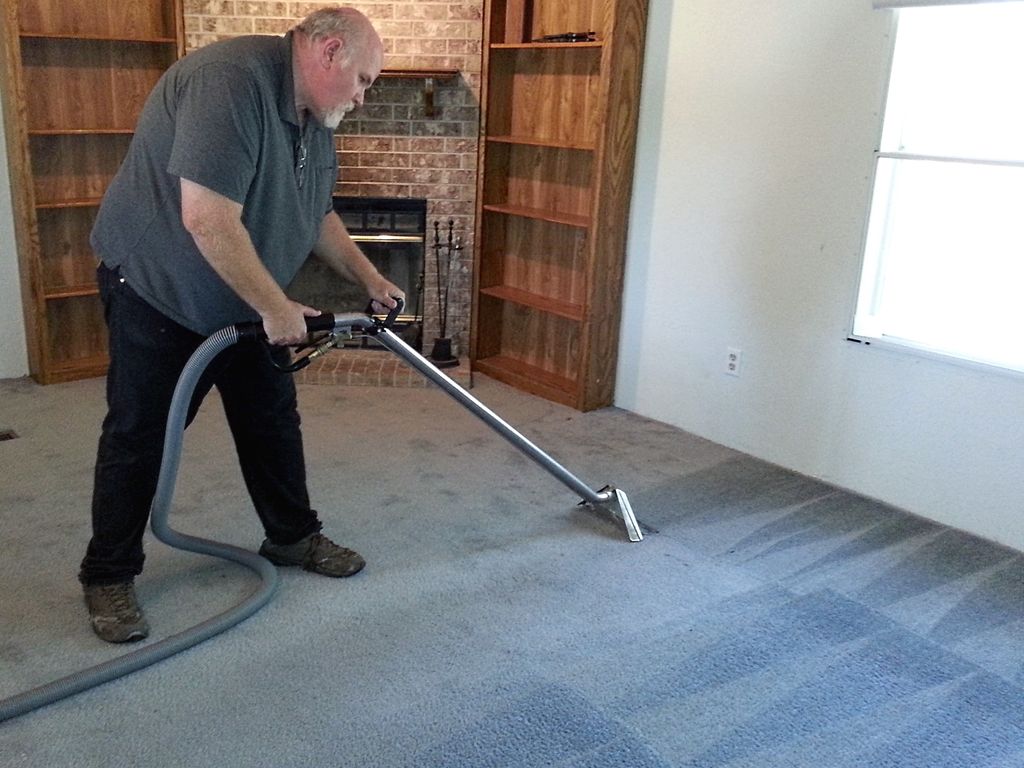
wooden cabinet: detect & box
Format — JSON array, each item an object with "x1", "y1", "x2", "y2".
[
  {"x1": 1, "y1": 0, "x2": 184, "y2": 383},
  {"x1": 471, "y1": 0, "x2": 647, "y2": 410}
]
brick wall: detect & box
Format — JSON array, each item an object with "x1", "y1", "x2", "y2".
[{"x1": 183, "y1": 1, "x2": 482, "y2": 355}]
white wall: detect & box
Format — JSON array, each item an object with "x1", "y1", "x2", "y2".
[
  {"x1": 619, "y1": 0, "x2": 1024, "y2": 551},
  {"x1": 0, "y1": 85, "x2": 29, "y2": 379}
]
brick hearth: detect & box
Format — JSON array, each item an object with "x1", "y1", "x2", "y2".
[{"x1": 294, "y1": 348, "x2": 471, "y2": 389}]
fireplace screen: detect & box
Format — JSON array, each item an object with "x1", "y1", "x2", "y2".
[{"x1": 287, "y1": 196, "x2": 426, "y2": 349}]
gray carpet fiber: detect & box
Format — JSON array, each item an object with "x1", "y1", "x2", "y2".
[{"x1": 1, "y1": 373, "x2": 1022, "y2": 767}]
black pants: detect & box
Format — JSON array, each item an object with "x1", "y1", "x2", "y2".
[{"x1": 79, "y1": 264, "x2": 321, "y2": 585}]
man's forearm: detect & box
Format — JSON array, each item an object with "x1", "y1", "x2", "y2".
[
  {"x1": 192, "y1": 218, "x2": 293, "y2": 319},
  {"x1": 181, "y1": 179, "x2": 290, "y2": 319},
  {"x1": 312, "y1": 211, "x2": 384, "y2": 288},
  {"x1": 180, "y1": 177, "x2": 312, "y2": 343}
]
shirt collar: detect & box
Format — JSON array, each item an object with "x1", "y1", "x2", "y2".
[{"x1": 278, "y1": 30, "x2": 301, "y2": 127}]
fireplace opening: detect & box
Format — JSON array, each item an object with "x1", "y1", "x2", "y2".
[{"x1": 287, "y1": 196, "x2": 426, "y2": 351}]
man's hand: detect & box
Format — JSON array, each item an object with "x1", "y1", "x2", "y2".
[
  {"x1": 366, "y1": 275, "x2": 406, "y2": 314},
  {"x1": 260, "y1": 300, "x2": 322, "y2": 346}
]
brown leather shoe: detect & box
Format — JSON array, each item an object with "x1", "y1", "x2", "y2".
[
  {"x1": 258, "y1": 533, "x2": 365, "y2": 577},
  {"x1": 83, "y1": 581, "x2": 150, "y2": 643}
]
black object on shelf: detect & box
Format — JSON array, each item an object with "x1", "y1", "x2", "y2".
[{"x1": 532, "y1": 31, "x2": 597, "y2": 43}]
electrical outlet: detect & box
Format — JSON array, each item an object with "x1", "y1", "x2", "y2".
[{"x1": 725, "y1": 347, "x2": 742, "y2": 377}]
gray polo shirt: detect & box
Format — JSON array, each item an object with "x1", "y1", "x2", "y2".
[{"x1": 91, "y1": 31, "x2": 337, "y2": 335}]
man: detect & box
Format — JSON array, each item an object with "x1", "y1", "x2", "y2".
[{"x1": 80, "y1": 7, "x2": 404, "y2": 643}]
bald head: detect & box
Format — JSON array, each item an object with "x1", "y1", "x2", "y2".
[
  {"x1": 294, "y1": 6, "x2": 382, "y2": 57},
  {"x1": 292, "y1": 6, "x2": 384, "y2": 129}
]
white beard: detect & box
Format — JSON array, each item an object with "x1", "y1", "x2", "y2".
[{"x1": 323, "y1": 102, "x2": 355, "y2": 130}]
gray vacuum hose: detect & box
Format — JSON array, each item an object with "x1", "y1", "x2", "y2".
[{"x1": 0, "y1": 326, "x2": 278, "y2": 723}]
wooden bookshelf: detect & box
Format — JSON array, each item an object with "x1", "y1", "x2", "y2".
[
  {"x1": 1, "y1": 0, "x2": 184, "y2": 383},
  {"x1": 472, "y1": 0, "x2": 649, "y2": 410}
]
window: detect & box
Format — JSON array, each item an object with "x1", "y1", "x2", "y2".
[{"x1": 853, "y1": 1, "x2": 1024, "y2": 372}]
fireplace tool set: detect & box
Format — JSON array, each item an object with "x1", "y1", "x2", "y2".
[
  {"x1": 426, "y1": 218, "x2": 462, "y2": 368},
  {"x1": 0, "y1": 300, "x2": 641, "y2": 723}
]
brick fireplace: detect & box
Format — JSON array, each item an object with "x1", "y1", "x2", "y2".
[
  {"x1": 183, "y1": 1, "x2": 482, "y2": 384},
  {"x1": 335, "y1": 75, "x2": 478, "y2": 357}
]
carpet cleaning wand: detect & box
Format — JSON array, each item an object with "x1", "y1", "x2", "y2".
[
  {"x1": 0, "y1": 302, "x2": 640, "y2": 723},
  {"x1": 251, "y1": 300, "x2": 642, "y2": 541},
  {"x1": 354, "y1": 307, "x2": 643, "y2": 543}
]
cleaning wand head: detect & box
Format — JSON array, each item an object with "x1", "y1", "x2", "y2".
[{"x1": 581, "y1": 485, "x2": 643, "y2": 542}]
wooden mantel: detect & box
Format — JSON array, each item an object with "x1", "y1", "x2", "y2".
[{"x1": 378, "y1": 68, "x2": 460, "y2": 117}]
